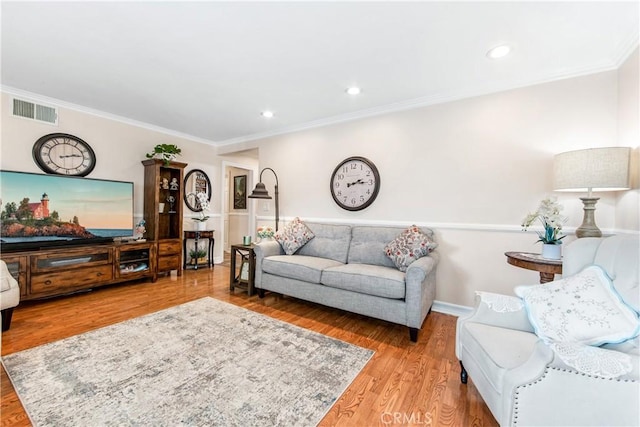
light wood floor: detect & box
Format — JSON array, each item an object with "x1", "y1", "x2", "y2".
[{"x1": 1, "y1": 262, "x2": 497, "y2": 427}]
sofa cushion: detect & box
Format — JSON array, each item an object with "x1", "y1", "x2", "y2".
[
  {"x1": 296, "y1": 223, "x2": 352, "y2": 263},
  {"x1": 321, "y1": 264, "x2": 406, "y2": 299},
  {"x1": 349, "y1": 226, "x2": 434, "y2": 268},
  {"x1": 263, "y1": 255, "x2": 344, "y2": 284},
  {"x1": 275, "y1": 217, "x2": 315, "y2": 255},
  {"x1": 593, "y1": 236, "x2": 640, "y2": 313},
  {"x1": 384, "y1": 225, "x2": 438, "y2": 272},
  {"x1": 515, "y1": 265, "x2": 640, "y2": 346},
  {"x1": 461, "y1": 322, "x2": 540, "y2": 394}
]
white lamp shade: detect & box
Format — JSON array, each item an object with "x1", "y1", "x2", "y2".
[{"x1": 553, "y1": 147, "x2": 631, "y2": 192}]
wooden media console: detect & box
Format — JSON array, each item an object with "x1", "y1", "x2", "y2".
[{"x1": 1, "y1": 240, "x2": 157, "y2": 301}]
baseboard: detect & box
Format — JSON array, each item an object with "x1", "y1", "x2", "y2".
[{"x1": 432, "y1": 300, "x2": 473, "y2": 317}]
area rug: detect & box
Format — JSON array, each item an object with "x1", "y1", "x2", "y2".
[{"x1": 2, "y1": 297, "x2": 374, "y2": 426}]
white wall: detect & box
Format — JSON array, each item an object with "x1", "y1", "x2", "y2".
[
  {"x1": 223, "y1": 67, "x2": 638, "y2": 307},
  {"x1": 616, "y1": 48, "x2": 640, "y2": 231},
  {"x1": 0, "y1": 92, "x2": 230, "y2": 263},
  {"x1": 2, "y1": 52, "x2": 637, "y2": 308}
]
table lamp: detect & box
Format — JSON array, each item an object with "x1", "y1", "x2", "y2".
[{"x1": 553, "y1": 147, "x2": 631, "y2": 238}]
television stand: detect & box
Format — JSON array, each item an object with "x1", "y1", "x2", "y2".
[{"x1": 1, "y1": 241, "x2": 157, "y2": 301}]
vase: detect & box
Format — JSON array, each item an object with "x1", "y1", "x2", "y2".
[
  {"x1": 196, "y1": 221, "x2": 207, "y2": 231},
  {"x1": 541, "y1": 243, "x2": 561, "y2": 260}
]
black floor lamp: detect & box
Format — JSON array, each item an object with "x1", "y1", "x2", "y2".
[{"x1": 248, "y1": 167, "x2": 279, "y2": 231}]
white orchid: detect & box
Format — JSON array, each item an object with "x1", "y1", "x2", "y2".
[
  {"x1": 189, "y1": 192, "x2": 210, "y2": 222},
  {"x1": 521, "y1": 197, "x2": 567, "y2": 244}
]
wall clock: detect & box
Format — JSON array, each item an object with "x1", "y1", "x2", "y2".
[
  {"x1": 32, "y1": 133, "x2": 96, "y2": 177},
  {"x1": 330, "y1": 156, "x2": 380, "y2": 211}
]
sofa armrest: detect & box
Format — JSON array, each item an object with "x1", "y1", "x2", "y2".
[
  {"x1": 562, "y1": 237, "x2": 602, "y2": 277},
  {"x1": 501, "y1": 342, "x2": 639, "y2": 426},
  {"x1": 253, "y1": 241, "x2": 283, "y2": 288},
  {"x1": 405, "y1": 253, "x2": 439, "y2": 329},
  {"x1": 455, "y1": 292, "x2": 534, "y2": 360},
  {"x1": 458, "y1": 291, "x2": 534, "y2": 333},
  {"x1": 0, "y1": 261, "x2": 20, "y2": 311}
]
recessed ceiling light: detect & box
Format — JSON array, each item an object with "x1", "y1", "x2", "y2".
[
  {"x1": 261, "y1": 110, "x2": 274, "y2": 118},
  {"x1": 346, "y1": 87, "x2": 361, "y2": 95},
  {"x1": 486, "y1": 44, "x2": 511, "y2": 59}
]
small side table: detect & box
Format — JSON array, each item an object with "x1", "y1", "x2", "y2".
[
  {"x1": 230, "y1": 244, "x2": 256, "y2": 296},
  {"x1": 183, "y1": 230, "x2": 215, "y2": 270},
  {"x1": 505, "y1": 251, "x2": 562, "y2": 283}
]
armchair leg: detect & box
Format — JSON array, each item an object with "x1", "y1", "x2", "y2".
[
  {"x1": 258, "y1": 288, "x2": 265, "y2": 298},
  {"x1": 409, "y1": 327, "x2": 418, "y2": 342},
  {"x1": 1, "y1": 307, "x2": 15, "y2": 332},
  {"x1": 460, "y1": 361, "x2": 468, "y2": 384}
]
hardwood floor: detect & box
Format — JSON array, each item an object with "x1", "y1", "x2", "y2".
[{"x1": 0, "y1": 263, "x2": 497, "y2": 427}]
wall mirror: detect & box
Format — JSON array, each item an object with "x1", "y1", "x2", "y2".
[{"x1": 183, "y1": 169, "x2": 212, "y2": 212}]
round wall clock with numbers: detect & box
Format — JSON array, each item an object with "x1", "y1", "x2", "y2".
[
  {"x1": 32, "y1": 133, "x2": 96, "y2": 177},
  {"x1": 330, "y1": 156, "x2": 380, "y2": 211}
]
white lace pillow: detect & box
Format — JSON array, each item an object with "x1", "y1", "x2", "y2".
[
  {"x1": 274, "y1": 217, "x2": 315, "y2": 255},
  {"x1": 384, "y1": 225, "x2": 437, "y2": 272},
  {"x1": 515, "y1": 266, "x2": 640, "y2": 346}
]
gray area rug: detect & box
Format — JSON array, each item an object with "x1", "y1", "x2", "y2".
[{"x1": 2, "y1": 297, "x2": 374, "y2": 426}]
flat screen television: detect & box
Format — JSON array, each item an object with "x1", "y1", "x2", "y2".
[{"x1": 0, "y1": 170, "x2": 134, "y2": 252}]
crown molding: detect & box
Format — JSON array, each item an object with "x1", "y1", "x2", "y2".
[
  {"x1": 1, "y1": 86, "x2": 218, "y2": 147},
  {"x1": 613, "y1": 29, "x2": 640, "y2": 68},
  {"x1": 216, "y1": 63, "x2": 622, "y2": 148}
]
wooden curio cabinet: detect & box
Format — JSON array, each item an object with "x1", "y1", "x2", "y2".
[{"x1": 142, "y1": 159, "x2": 187, "y2": 276}]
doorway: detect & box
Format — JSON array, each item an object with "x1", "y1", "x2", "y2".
[{"x1": 222, "y1": 163, "x2": 254, "y2": 255}]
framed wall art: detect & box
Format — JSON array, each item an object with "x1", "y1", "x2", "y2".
[{"x1": 234, "y1": 175, "x2": 247, "y2": 210}]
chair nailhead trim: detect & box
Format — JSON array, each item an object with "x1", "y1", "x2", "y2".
[{"x1": 512, "y1": 366, "x2": 638, "y2": 426}]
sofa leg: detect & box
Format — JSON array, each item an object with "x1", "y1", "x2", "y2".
[
  {"x1": 460, "y1": 361, "x2": 468, "y2": 384},
  {"x1": 409, "y1": 327, "x2": 418, "y2": 342},
  {"x1": 1, "y1": 307, "x2": 14, "y2": 332},
  {"x1": 258, "y1": 288, "x2": 265, "y2": 298}
]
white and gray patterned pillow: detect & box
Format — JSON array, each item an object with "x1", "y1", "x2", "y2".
[
  {"x1": 275, "y1": 217, "x2": 315, "y2": 255},
  {"x1": 384, "y1": 225, "x2": 437, "y2": 272},
  {"x1": 515, "y1": 266, "x2": 640, "y2": 346}
]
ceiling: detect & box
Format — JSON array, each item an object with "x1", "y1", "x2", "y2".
[{"x1": 1, "y1": 2, "x2": 638, "y2": 147}]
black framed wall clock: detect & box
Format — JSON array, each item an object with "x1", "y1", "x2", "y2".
[
  {"x1": 330, "y1": 156, "x2": 380, "y2": 211},
  {"x1": 32, "y1": 133, "x2": 96, "y2": 176}
]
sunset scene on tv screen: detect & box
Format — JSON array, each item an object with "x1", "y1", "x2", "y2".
[{"x1": 0, "y1": 171, "x2": 133, "y2": 237}]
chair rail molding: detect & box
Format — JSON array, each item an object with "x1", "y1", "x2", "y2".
[{"x1": 258, "y1": 215, "x2": 638, "y2": 236}]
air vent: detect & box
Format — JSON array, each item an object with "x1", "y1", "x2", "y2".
[{"x1": 12, "y1": 98, "x2": 58, "y2": 125}]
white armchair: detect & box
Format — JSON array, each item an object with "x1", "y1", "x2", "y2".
[
  {"x1": 1, "y1": 260, "x2": 20, "y2": 331},
  {"x1": 456, "y1": 235, "x2": 639, "y2": 426}
]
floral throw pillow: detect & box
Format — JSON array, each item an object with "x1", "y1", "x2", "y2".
[
  {"x1": 384, "y1": 225, "x2": 437, "y2": 272},
  {"x1": 515, "y1": 266, "x2": 640, "y2": 346},
  {"x1": 275, "y1": 217, "x2": 315, "y2": 255}
]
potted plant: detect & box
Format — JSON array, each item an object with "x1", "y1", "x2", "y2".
[
  {"x1": 189, "y1": 248, "x2": 208, "y2": 265},
  {"x1": 256, "y1": 225, "x2": 275, "y2": 242},
  {"x1": 146, "y1": 144, "x2": 182, "y2": 166},
  {"x1": 521, "y1": 197, "x2": 567, "y2": 259}
]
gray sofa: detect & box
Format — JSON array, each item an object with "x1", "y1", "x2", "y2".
[{"x1": 253, "y1": 222, "x2": 439, "y2": 341}]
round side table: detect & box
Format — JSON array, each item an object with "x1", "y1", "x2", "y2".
[{"x1": 505, "y1": 252, "x2": 562, "y2": 283}]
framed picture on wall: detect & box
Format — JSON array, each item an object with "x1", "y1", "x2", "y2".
[{"x1": 234, "y1": 175, "x2": 247, "y2": 210}]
